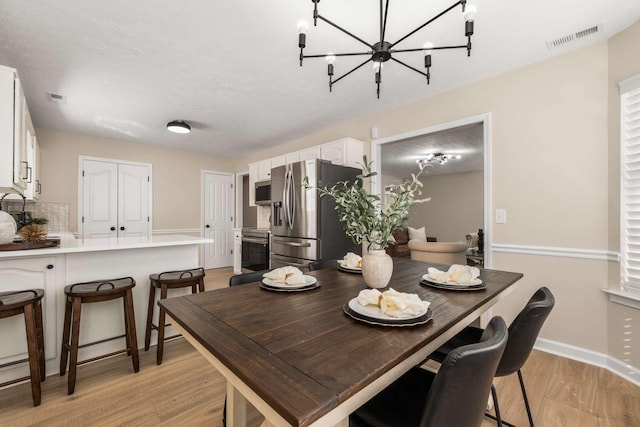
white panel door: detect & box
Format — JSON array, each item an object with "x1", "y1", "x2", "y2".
[
  {"x1": 81, "y1": 159, "x2": 118, "y2": 238},
  {"x1": 203, "y1": 172, "x2": 234, "y2": 269},
  {"x1": 118, "y1": 163, "x2": 150, "y2": 237}
]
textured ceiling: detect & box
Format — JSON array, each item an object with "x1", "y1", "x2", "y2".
[{"x1": 0, "y1": 0, "x2": 639, "y2": 159}]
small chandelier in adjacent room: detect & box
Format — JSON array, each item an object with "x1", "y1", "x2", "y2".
[
  {"x1": 418, "y1": 153, "x2": 461, "y2": 167},
  {"x1": 166, "y1": 120, "x2": 191, "y2": 134},
  {"x1": 297, "y1": 0, "x2": 477, "y2": 98}
]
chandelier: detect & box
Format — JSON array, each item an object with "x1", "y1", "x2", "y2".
[
  {"x1": 418, "y1": 153, "x2": 461, "y2": 167},
  {"x1": 297, "y1": 0, "x2": 477, "y2": 98}
]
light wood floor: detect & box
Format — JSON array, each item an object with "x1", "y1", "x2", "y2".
[{"x1": 1, "y1": 267, "x2": 639, "y2": 426}]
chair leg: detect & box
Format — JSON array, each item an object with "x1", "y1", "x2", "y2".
[
  {"x1": 156, "y1": 285, "x2": 168, "y2": 365},
  {"x1": 491, "y1": 384, "x2": 503, "y2": 427},
  {"x1": 59, "y1": 295, "x2": 73, "y2": 376},
  {"x1": 198, "y1": 277, "x2": 205, "y2": 293},
  {"x1": 34, "y1": 299, "x2": 46, "y2": 382},
  {"x1": 144, "y1": 284, "x2": 156, "y2": 351},
  {"x1": 123, "y1": 294, "x2": 132, "y2": 356},
  {"x1": 518, "y1": 369, "x2": 535, "y2": 427},
  {"x1": 124, "y1": 288, "x2": 140, "y2": 373},
  {"x1": 67, "y1": 297, "x2": 82, "y2": 395},
  {"x1": 23, "y1": 303, "x2": 42, "y2": 406}
]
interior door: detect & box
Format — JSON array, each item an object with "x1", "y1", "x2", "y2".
[
  {"x1": 81, "y1": 159, "x2": 118, "y2": 238},
  {"x1": 203, "y1": 172, "x2": 234, "y2": 268},
  {"x1": 118, "y1": 163, "x2": 150, "y2": 237}
]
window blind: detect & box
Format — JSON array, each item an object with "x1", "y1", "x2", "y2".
[{"x1": 621, "y1": 75, "x2": 640, "y2": 293}]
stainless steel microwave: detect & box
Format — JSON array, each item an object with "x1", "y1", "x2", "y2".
[{"x1": 255, "y1": 181, "x2": 271, "y2": 205}]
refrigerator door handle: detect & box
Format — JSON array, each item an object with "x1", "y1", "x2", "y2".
[
  {"x1": 288, "y1": 167, "x2": 296, "y2": 229},
  {"x1": 282, "y1": 165, "x2": 290, "y2": 227},
  {"x1": 272, "y1": 238, "x2": 311, "y2": 247}
]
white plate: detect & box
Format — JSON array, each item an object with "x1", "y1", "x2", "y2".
[
  {"x1": 338, "y1": 260, "x2": 362, "y2": 271},
  {"x1": 262, "y1": 275, "x2": 317, "y2": 289},
  {"x1": 347, "y1": 297, "x2": 429, "y2": 321},
  {"x1": 421, "y1": 274, "x2": 482, "y2": 287}
]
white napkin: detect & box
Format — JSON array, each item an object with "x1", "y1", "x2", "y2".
[
  {"x1": 263, "y1": 266, "x2": 304, "y2": 284},
  {"x1": 356, "y1": 288, "x2": 430, "y2": 319},
  {"x1": 426, "y1": 264, "x2": 480, "y2": 284},
  {"x1": 285, "y1": 274, "x2": 306, "y2": 285},
  {"x1": 380, "y1": 288, "x2": 431, "y2": 318},
  {"x1": 342, "y1": 252, "x2": 362, "y2": 268}
]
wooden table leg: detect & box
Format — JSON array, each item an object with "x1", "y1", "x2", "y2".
[{"x1": 227, "y1": 381, "x2": 247, "y2": 427}]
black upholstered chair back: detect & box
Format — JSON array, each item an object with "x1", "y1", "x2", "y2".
[
  {"x1": 308, "y1": 258, "x2": 339, "y2": 271},
  {"x1": 421, "y1": 316, "x2": 508, "y2": 427},
  {"x1": 497, "y1": 286, "x2": 555, "y2": 376},
  {"x1": 228, "y1": 269, "x2": 271, "y2": 287}
]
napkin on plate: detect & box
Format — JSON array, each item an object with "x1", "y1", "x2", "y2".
[
  {"x1": 341, "y1": 252, "x2": 362, "y2": 268},
  {"x1": 263, "y1": 266, "x2": 305, "y2": 284},
  {"x1": 357, "y1": 288, "x2": 430, "y2": 319},
  {"x1": 426, "y1": 264, "x2": 480, "y2": 284}
]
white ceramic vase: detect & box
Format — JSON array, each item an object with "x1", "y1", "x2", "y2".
[
  {"x1": 0, "y1": 211, "x2": 17, "y2": 244},
  {"x1": 361, "y1": 248, "x2": 394, "y2": 289}
]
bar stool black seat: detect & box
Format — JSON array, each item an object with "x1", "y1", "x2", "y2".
[
  {"x1": 59, "y1": 277, "x2": 139, "y2": 395},
  {"x1": 0, "y1": 289, "x2": 45, "y2": 406},
  {"x1": 144, "y1": 267, "x2": 205, "y2": 365}
]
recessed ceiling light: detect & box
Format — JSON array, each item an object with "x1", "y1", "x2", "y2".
[{"x1": 166, "y1": 120, "x2": 191, "y2": 134}]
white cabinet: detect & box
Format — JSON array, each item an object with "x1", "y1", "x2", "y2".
[
  {"x1": 0, "y1": 66, "x2": 31, "y2": 194},
  {"x1": 299, "y1": 146, "x2": 321, "y2": 161},
  {"x1": 0, "y1": 256, "x2": 61, "y2": 383},
  {"x1": 321, "y1": 137, "x2": 363, "y2": 168},
  {"x1": 248, "y1": 162, "x2": 259, "y2": 206},
  {"x1": 257, "y1": 159, "x2": 272, "y2": 181},
  {"x1": 79, "y1": 157, "x2": 152, "y2": 239}
]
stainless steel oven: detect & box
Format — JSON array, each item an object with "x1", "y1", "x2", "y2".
[{"x1": 241, "y1": 228, "x2": 270, "y2": 271}]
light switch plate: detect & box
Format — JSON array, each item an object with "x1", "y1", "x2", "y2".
[{"x1": 495, "y1": 209, "x2": 507, "y2": 224}]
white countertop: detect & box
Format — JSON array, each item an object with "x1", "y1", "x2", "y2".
[{"x1": 0, "y1": 233, "x2": 213, "y2": 259}]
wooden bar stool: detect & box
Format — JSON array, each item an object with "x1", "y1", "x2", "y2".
[
  {"x1": 59, "y1": 277, "x2": 139, "y2": 395},
  {"x1": 0, "y1": 289, "x2": 45, "y2": 406},
  {"x1": 144, "y1": 267, "x2": 205, "y2": 365}
]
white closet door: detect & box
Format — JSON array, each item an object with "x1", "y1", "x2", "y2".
[
  {"x1": 81, "y1": 159, "x2": 118, "y2": 238},
  {"x1": 118, "y1": 163, "x2": 150, "y2": 238},
  {"x1": 203, "y1": 172, "x2": 234, "y2": 268}
]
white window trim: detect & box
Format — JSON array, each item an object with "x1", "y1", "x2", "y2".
[{"x1": 618, "y1": 73, "x2": 640, "y2": 304}]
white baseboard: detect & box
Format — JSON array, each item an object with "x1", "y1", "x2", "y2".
[{"x1": 535, "y1": 337, "x2": 640, "y2": 387}]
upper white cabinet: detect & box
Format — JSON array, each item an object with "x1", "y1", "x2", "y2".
[
  {"x1": 0, "y1": 65, "x2": 32, "y2": 194},
  {"x1": 247, "y1": 138, "x2": 363, "y2": 206},
  {"x1": 79, "y1": 157, "x2": 152, "y2": 239}
]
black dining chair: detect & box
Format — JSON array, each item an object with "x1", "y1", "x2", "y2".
[
  {"x1": 350, "y1": 316, "x2": 508, "y2": 427},
  {"x1": 228, "y1": 269, "x2": 271, "y2": 287},
  {"x1": 308, "y1": 258, "x2": 339, "y2": 271},
  {"x1": 429, "y1": 287, "x2": 555, "y2": 427}
]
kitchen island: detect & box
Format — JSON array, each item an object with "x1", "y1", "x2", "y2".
[{"x1": 0, "y1": 233, "x2": 212, "y2": 385}]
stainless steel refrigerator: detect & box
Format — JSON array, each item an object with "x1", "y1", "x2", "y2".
[{"x1": 270, "y1": 159, "x2": 361, "y2": 269}]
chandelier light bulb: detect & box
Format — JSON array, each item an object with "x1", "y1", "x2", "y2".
[
  {"x1": 297, "y1": 20, "x2": 309, "y2": 34},
  {"x1": 373, "y1": 61, "x2": 383, "y2": 72},
  {"x1": 463, "y1": 4, "x2": 477, "y2": 21},
  {"x1": 422, "y1": 42, "x2": 434, "y2": 54},
  {"x1": 326, "y1": 54, "x2": 336, "y2": 65}
]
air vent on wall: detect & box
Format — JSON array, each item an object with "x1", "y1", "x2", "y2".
[
  {"x1": 46, "y1": 92, "x2": 66, "y2": 104},
  {"x1": 546, "y1": 23, "x2": 602, "y2": 50}
]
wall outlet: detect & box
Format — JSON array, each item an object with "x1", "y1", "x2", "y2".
[{"x1": 495, "y1": 209, "x2": 507, "y2": 224}]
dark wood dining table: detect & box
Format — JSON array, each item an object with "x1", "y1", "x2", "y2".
[{"x1": 160, "y1": 258, "x2": 523, "y2": 427}]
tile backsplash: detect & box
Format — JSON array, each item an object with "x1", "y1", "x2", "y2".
[{"x1": 1, "y1": 200, "x2": 70, "y2": 232}]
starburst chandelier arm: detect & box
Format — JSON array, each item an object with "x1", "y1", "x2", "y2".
[
  {"x1": 315, "y1": 14, "x2": 373, "y2": 50},
  {"x1": 331, "y1": 58, "x2": 373, "y2": 87},
  {"x1": 380, "y1": 0, "x2": 390, "y2": 46},
  {"x1": 389, "y1": 0, "x2": 463, "y2": 49},
  {"x1": 390, "y1": 57, "x2": 430, "y2": 80},
  {"x1": 390, "y1": 44, "x2": 468, "y2": 54},
  {"x1": 303, "y1": 51, "x2": 373, "y2": 60}
]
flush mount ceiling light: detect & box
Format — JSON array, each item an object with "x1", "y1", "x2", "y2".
[
  {"x1": 297, "y1": 0, "x2": 477, "y2": 98},
  {"x1": 166, "y1": 120, "x2": 191, "y2": 134},
  {"x1": 418, "y1": 153, "x2": 461, "y2": 166}
]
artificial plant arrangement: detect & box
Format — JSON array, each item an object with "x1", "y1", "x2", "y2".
[
  {"x1": 305, "y1": 156, "x2": 430, "y2": 251},
  {"x1": 18, "y1": 217, "x2": 49, "y2": 242}
]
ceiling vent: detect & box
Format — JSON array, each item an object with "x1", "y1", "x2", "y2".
[
  {"x1": 546, "y1": 23, "x2": 602, "y2": 50},
  {"x1": 46, "y1": 92, "x2": 66, "y2": 104}
]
